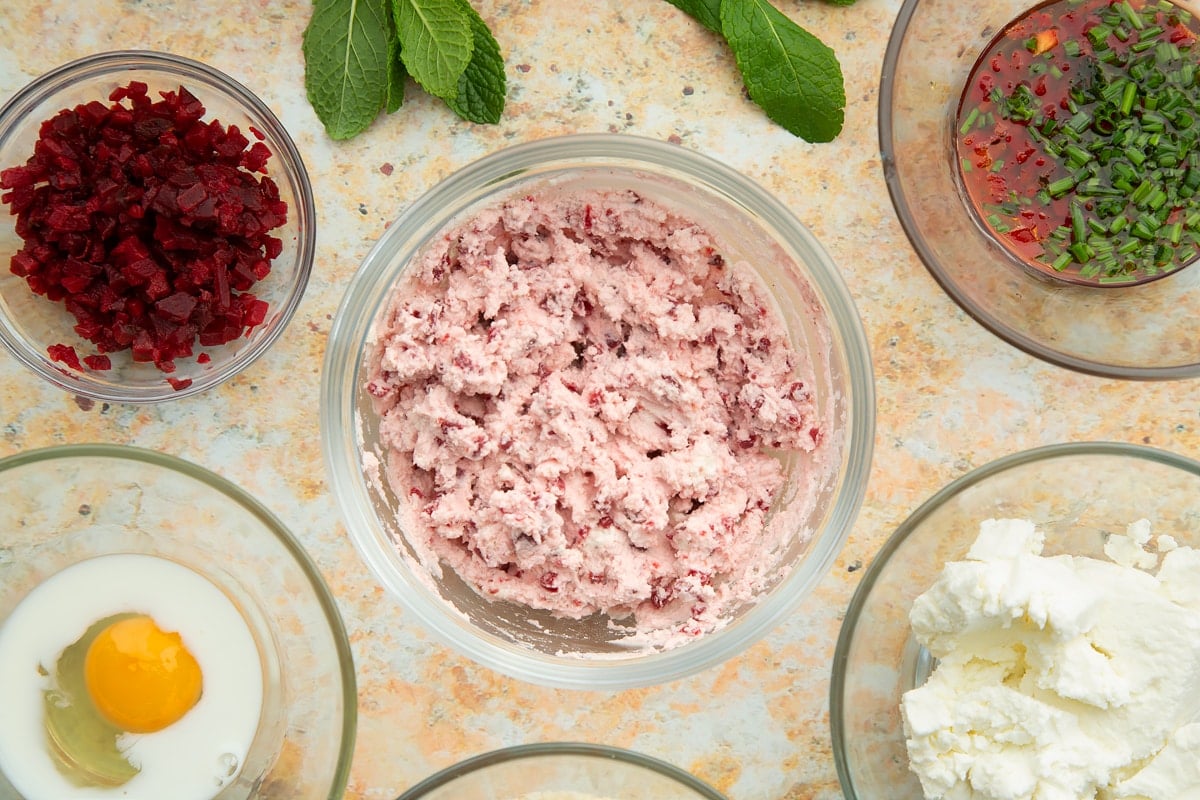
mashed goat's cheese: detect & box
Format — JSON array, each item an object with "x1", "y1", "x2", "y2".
[{"x1": 902, "y1": 518, "x2": 1200, "y2": 800}]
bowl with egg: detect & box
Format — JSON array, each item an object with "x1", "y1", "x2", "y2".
[
  {"x1": 0, "y1": 444, "x2": 356, "y2": 800},
  {"x1": 0, "y1": 50, "x2": 316, "y2": 402},
  {"x1": 396, "y1": 742, "x2": 728, "y2": 800},
  {"x1": 882, "y1": 0, "x2": 1200, "y2": 377},
  {"x1": 831, "y1": 441, "x2": 1200, "y2": 800},
  {"x1": 321, "y1": 133, "x2": 874, "y2": 690}
]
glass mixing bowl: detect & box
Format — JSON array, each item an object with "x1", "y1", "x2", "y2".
[
  {"x1": 321, "y1": 133, "x2": 874, "y2": 689},
  {"x1": 0, "y1": 51, "x2": 315, "y2": 401},
  {"x1": 831, "y1": 441, "x2": 1200, "y2": 798},
  {"x1": 396, "y1": 742, "x2": 727, "y2": 800},
  {"x1": 0, "y1": 444, "x2": 355, "y2": 799},
  {"x1": 881, "y1": 0, "x2": 1200, "y2": 378}
]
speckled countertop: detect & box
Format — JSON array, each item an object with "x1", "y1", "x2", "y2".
[{"x1": 2, "y1": 2, "x2": 1199, "y2": 799}]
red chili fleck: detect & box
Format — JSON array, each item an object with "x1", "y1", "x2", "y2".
[{"x1": 1009, "y1": 227, "x2": 1039, "y2": 244}]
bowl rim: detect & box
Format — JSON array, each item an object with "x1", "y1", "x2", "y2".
[
  {"x1": 0, "y1": 442, "x2": 357, "y2": 799},
  {"x1": 394, "y1": 741, "x2": 729, "y2": 800},
  {"x1": 321, "y1": 131, "x2": 875, "y2": 690},
  {"x1": 0, "y1": 49, "x2": 317, "y2": 402},
  {"x1": 829, "y1": 439, "x2": 1200, "y2": 798},
  {"x1": 878, "y1": 1, "x2": 1200, "y2": 381}
]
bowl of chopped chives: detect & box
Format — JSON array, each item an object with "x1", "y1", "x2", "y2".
[{"x1": 881, "y1": 0, "x2": 1200, "y2": 378}]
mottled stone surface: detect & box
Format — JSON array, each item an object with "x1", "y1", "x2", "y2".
[{"x1": 2, "y1": 2, "x2": 1200, "y2": 799}]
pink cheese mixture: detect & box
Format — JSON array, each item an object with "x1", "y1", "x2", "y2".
[{"x1": 365, "y1": 187, "x2": 825, "y2": 635}]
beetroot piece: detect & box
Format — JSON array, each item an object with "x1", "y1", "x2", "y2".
[
  {"x1": 0, "y1": 81, "x2": 288, "y2": 378},
  {"x1": 47, "y1": 343, "x2": 81, "y2": 371}
]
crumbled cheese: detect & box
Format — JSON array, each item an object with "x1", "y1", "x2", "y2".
[{"x1": 902, "y1": 518, "x2": 1200, "y2": 800}]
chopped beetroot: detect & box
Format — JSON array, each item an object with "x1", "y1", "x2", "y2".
[
  {"x1": 0, "y1": 80, "x2": 288, "y2": 378},
  {"x1": 47, "y1": 343, "x2": 82, "y2": 370}
]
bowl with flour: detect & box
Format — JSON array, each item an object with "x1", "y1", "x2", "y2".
[
  {"x1": 832, "y1": 441, "x2": 1200, "y2": 800},
  {"x1": 321, "y1": 134, "x2": 873, "y2": 689}
]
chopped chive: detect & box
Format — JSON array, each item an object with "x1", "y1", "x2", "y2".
[
  {"x1": 1048, "y1": 175, "x2": 1078, "y2": 197},
  {"x1": 1120, "y1": 81, "x2": 1138, "y2": 115},
  {"x1": 1119, "y1": 0, "x2": 1145, "y2": 29},
  {"x1": 1071, "y1": 200, "x2": 1087, "y2": 241},
  {"x1": 960, "y1": 107, "x2": 980, "y2": 134},
  {"x1": 1088, "y1": 23, "x2": 1113, "y2": 46}
]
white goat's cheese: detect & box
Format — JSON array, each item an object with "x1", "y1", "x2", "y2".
[{"x1": 902, "y1": 518, "x2": 1200, "y2": 800}]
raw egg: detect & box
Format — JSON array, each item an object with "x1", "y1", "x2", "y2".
[
  {"x1": 84, "y1": 614, "x2": 204, "y2": 733},
  {"x1": 0, "y1": 554, "x2": 264, "y2": 800}
]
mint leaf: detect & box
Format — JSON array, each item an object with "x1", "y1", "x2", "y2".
[
  {"x1": 664, "y1": 0, "x2": 722, "y2": 33},
  {"x1": 720, "y1": 0, "x2": 846, "y2": 142},
  {"x1": 393, "y1": 0, "x2": 474, "y2": 100},
  {"x1": 302, "y1": 0, "x2": 394, "y2": 140},
  {"x1": 444, "y1": 2, "x2": 507, "y2": 123}
]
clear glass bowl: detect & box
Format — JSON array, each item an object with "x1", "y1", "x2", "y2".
[
  {"x1": 396, "y1": 742, "x2": 727, "y2": 800},
  {"x1": 321, "y1": 133, "x2": 875, "y2": 690},
  {"x1": 0, "y1": 444, "x2": 356, "y2": 799},
  {"x1": 880, "y1": 0, "x2": 1200, "y2": 378},
  {"x1": 830, "y1": 441, "x2": 1200, "y2": 799},
  {"x1": 0, "y1": 51, "x2": 315, "y2": 401}
]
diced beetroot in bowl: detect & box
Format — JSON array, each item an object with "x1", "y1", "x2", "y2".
[{"x1": 0, "y1": 79, "x2": 288, "y2": 381}]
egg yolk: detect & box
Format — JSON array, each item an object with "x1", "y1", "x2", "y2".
[{"x1": 83, "y1": 615, "x2": 203, "y2": 733}]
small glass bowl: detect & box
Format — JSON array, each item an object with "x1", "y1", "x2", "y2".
[
  {"x1": 396, "y1": 742, "x2": 728, "y2": 800},
  {"x1": 830, "y1": 441, "x2": 1200, "y2": 799},
  {"x1": 321, "y1": 133, "x2": 875, "y2": 690},
  {"x1": 0, "y1": 51, "x2": 315, "y2": 401},
  {"x1": 0, "y1": 444, "x2": 356, "y2": 799},
  {"x1": 881, "y1": 0, "x2": 1200, "y2": 378}
]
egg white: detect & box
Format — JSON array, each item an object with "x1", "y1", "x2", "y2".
[{"x1": 0, "y1": 553, "x2": 264, "y2": 800}]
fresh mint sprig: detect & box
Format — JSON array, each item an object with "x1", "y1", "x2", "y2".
[
  {"x1": 666, "y1": 0, "x2": 849, "y2": 142},
  {"x1": 302, "y1": 0, "x2": 846, "y2": 143},
  {"x1": 303, "y1": 0, "x2": 506, "y2": 140}
]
